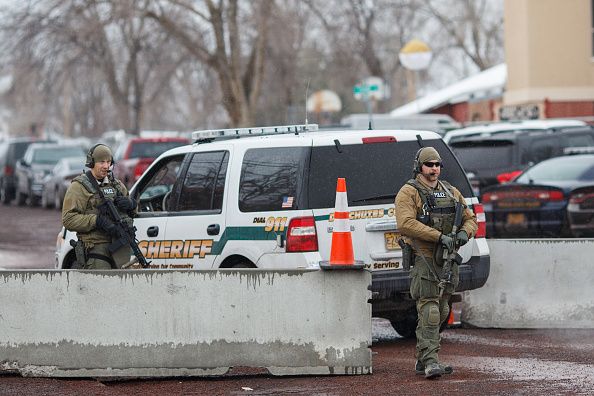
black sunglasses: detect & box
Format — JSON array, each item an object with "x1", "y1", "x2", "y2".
[{"x1": 423, "y1": 161, "x2": 443, "y2": 168}]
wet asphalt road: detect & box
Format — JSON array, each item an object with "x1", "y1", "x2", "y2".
[
  {"x1": 0, "y1": 202, "x2": 60, "y2": 269},
  {"x1": 1, "y1": 203, "x2": 594, "y2": 395}
]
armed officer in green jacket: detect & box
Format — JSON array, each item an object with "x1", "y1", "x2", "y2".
[
  {"x1": 62, "y1": 143, "x2": 137, "y2": 269},
  {"x1": 395, "y1": 147, "x2": 478, "y2": 379}
]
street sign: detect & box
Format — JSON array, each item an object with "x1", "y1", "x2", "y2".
[{"x1": 353, "y1": 77, "x2": 385, "y2": 101}]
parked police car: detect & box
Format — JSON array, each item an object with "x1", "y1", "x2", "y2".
[{"x1": 56, "y1": 124, "x2": 490, "y2": 337}]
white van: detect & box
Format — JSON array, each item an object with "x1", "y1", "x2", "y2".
[{"x1": 56, "y1": 124, "x2": 490, "y2": 337}]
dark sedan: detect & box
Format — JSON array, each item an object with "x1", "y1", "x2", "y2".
[{"x1": 481, "y1": 154, "x2": 594, "y2": 237}]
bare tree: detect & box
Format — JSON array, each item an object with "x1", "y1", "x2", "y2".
[
  {"x1": 304, "y1": 0, "x2": 431, "y2": 110},
  {"x1": 1, "y1": 0, "x2": 188, "y2": 135},
  {"x1": 424, "y1": 0, "x2": 503, "y2": 71},
  {"x1": 146, "y1": 0, "x2": 273, "y2": 127}
]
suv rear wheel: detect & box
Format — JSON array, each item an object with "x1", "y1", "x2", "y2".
[
  {"x1": 0, "y1": 182, "x2": 11, "y2": 205},
  {"x1": 389, "y1": 308, "x2": 417, "y2": 339}
]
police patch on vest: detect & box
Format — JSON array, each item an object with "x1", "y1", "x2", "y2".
[
  {"x1": 102, "y1": 187, "x2": 115, "y2": 195},
  {"x1": 433, "y1": 191, "x2": 446, "y2": 198}
]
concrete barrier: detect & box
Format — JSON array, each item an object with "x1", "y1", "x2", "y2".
[
  {"x1": 462, "y1": 239, "x2": 594, "y2": 328},
  {"x1": 0, "y1": 269, "x2": 372, "y2": 377}
]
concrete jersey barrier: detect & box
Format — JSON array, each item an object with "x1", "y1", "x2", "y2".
[
  {"x1": 0, "y1": 269, "x2": 372, "y2": 377},
  {"x1": 462, "y1": 239, "x2": 594, "y2": 328}
]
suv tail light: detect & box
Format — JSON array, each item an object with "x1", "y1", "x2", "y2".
[
  {"x1": 286, "y1": 216, "x2": 318, "y2": 252},
  {"x1": 4, "y1": 165, "x2": 13, "y2": 176},
  {"x1": 473, "y1": 203, "x2": 486, "y2": 238},
  {"x1": 569, "y1": 191, "x2": 594, "y2": 205},
  {"x1": 496, "y1": 170, "x2": 522, "y2": 183}
]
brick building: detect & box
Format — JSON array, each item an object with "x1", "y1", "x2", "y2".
[{"x1": 392, "y1": 0, "x2": 594, "y2": 124}]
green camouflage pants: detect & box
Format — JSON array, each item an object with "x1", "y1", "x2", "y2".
[
  {"x1": 409, "y1": 255, "x2": 459, "y2": 365},
  {"x1": 84, "y1": 243, "x2": 132, "y2": 270}
]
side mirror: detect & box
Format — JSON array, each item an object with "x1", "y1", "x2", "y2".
[{"x1": 17, "y1": 159, "x2": 29, "y2": 167}]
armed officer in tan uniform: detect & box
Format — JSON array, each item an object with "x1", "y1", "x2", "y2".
[
  {"x1": 62, "y1": 144, "x2": 136, "y2": 269},
  {"x1": 395, "y1": 147, "x2": 477, "y2": 379}
]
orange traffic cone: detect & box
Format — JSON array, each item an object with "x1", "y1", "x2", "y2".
[
  {"x1": 320, "y1": 178, "x2": 365, "y2": 270},
  {"x1": 447, "y1": 310, "x2": 455, "y2": 326}
]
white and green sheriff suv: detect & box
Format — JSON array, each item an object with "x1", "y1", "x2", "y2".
[{"x1": 56, "y1": 124, "x2": 490, "y2": 337}]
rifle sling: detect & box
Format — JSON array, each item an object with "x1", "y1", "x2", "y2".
[{"x1": 85, "y1": 170, "x2": 108, "y2": 200}]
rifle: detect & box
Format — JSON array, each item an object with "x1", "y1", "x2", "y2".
[
  {"x1": 87, "y1": 170, "x2": 151, "y2": 269},
  {"x1": 98, "y1": 197, "x2": 151, "y2": 268},
  {"x1": 439, "y1": 201, "x2": 464, "y2": 297}
]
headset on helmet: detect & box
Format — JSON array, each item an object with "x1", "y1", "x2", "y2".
[{"x1": 85, "y1": 143, "x2": 114, "y2": 168}]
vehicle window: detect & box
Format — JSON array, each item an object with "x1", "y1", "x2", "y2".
[
  {"x1": 525, "y1": 137, "x2": 557, "y2": 164},
  {"x1": 308, "y1": 139, "x2": 472, "y2": 208},
  {"x1": 0, "y1": 143, "x2": 7, "y2": 165},
  {"x1": 239, "y1": 147, "x2": 309, "y2": 212},
  {"x1": 128, "y1": 141, "x2": 187, "y2": 159},
  {"x1": 11, "y1": 142, "x2": 31, "y2": 163},
  {"x1": 32, "y1": 147, "x2": 85, "y2": 165},
  {"x1": 565, "y1": 133, "x2": 594, "y2": 148},
  {"x1": 136, "y1": 155, "x2": 185, "y2": 212},
  {"x1": 450, "y1": 140, "x2": 515, "y2": 171},
  {"x1": 66, "y1": 158, "x2": 86, "y2": 172},
  {"x1": 177, "y1": 151, "x2": 229, "y2": 211},
  {"x1": 516, "y1": 156, "x2": 594, "y2": 182}
]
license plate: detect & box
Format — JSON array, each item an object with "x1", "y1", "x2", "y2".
[
  {"x1": 384, "y1": 232, "x2": 401, "y2": 250},
  {"x1": 506, "y1": 213, "x2": 526, "y2": 226}
]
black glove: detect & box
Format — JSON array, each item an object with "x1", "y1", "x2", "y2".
[
  {"x1": 96, "y1": 214, "x2": 118, "y2": 236},
  {"x1": 456, "y1": 230, "x2": 469, "y2": 247},
  {"x1": 439, "y1": 233, "x2": 455, "y2": 251},
  {"x1": 114, "y1": 196, "x2": 136, "y2": 212}
]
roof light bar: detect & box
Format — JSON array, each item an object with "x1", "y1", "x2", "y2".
[{"x1": 192, "y1": 124, "x2": 318, "y2": 141}]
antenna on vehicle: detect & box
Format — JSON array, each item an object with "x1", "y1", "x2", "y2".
[
  {"x1": 304, "y1": 79, "x2": 310, "y2": 131},
  {"x1": 416, "y1": 134, "x2": 424, "y2": 147}
]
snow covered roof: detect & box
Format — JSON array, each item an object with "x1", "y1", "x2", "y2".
[{"x1": 390, "y1": 63, "x2": 507, "y2": 117}]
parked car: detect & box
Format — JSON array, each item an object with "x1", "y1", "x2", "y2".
[
  {"x1": 14, "y1": 143, "x2": 85, "y2": 206},
  {"x1": 56, "y1": 124, "x2": 490, "y2": 339},
  {"x1": 112, "y1": 136, "x2": 190, "y2": 188},
  {"x1": 567, "y1": 185, "x2": 594, "y2": 237},
  {"x1": 481, "y1": 154, "x2": 594, "y2": 238},
  {"x1": 41, "y1": 156, "x2": 86, "y2": 210},
  {"x1": 443, "y1": 119, "x2": 586, "y2": 144},
  {"x1": 0, "y1": 137, "x2": 53, "y2": 204},
  {"x1": 449, "y1": 126, "x2": 594, "y2": 195}
]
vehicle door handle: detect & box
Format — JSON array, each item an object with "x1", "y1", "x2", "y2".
[
  {"x1": 207, "y1": 224, "x2": 220, "y2": 235},
  {"x1": 147, "y1": 226, "x2": 159, "y2": 237}
]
